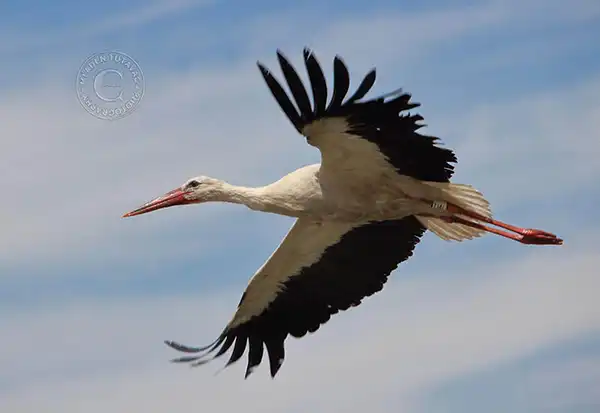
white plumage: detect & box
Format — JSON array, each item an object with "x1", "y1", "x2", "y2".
[{"x1": 123, "y1": 48, "x2": 563, "y2": 378}]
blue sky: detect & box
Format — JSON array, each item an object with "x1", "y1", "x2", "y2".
[{"x1": 1, "y1": 0, "x2": 599, "y2": 411}]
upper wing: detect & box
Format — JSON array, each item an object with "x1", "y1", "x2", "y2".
[
  {"x1": 167, "y1": 216, "x2": 426, "y2": 378},
  {"x1": 257, "y1": 48, "x2": 457, "y2": 183}
]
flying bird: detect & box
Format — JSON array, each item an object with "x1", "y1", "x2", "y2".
[{"x1": 123, "y1": 48, "x2": 563, "y2": 379}]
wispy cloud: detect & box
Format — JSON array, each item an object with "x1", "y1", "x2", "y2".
[
  {"x1": 0, "y1": 0, "x2": 213, "y2": 54},
  {"x1": 84, "y1": 0, "x2": 215, "y2": 35}
]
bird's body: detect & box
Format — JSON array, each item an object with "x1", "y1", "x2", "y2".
[
  {"x1": 182, "y1": 149, "x2": 485, "y2": 226},
  {"x1": 123, "y1": 48, "x2": 563, "y2": 379}
]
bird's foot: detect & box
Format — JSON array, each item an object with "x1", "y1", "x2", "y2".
[{"x1": 518, "y1": 229, "x2": 563, "y2": 245}]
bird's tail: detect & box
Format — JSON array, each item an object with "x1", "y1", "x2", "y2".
[{"x1": 416, "y1": 182, "x2": 492, "y2": 242}]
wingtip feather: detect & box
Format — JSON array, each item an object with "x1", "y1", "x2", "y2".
[
  {"x1": 256, "y1": 62, "x2": 269, "y2": 73},
  {"x1": 270, "y1": 358, "x2": 284, "y2": 378},
  {"x1": 276, "y1": 49, "x2": 289, "y2": 63},
  {"x1": 164, "y1": 340, "x2": 203, "y2": 353}
]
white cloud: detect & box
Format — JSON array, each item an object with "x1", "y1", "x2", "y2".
[
  {"x1": 84, "y1": 0, "x2": 215, "y2": 35},
  {"x1": 0, "y1": 0, "x2": 213, "y2": 54},
  {"x1": 1, "y1": 232, "x2": 598, "y2": 412}
]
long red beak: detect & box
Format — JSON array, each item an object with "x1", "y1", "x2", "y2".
[{"x1": 122, "y1": 188, "x2": 188, "y2": 218}]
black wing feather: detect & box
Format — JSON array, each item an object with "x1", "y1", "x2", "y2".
[
  {"x1": 276, "y1": 51, "x2": 313, "y2": 119},
  {"x1": 303, "y1": 48, "x2": 328, "y2": 116},
  {"x1": 345, "y1": 69, "x2": 376, "y2": 104},
  {"x1": 264, "y1": 335, "x2": 286, "y2": 378},
  {"x1": 327, "y1": 56, "x2": 351, "y2": 111},
  {"x1": 257, "y1": 63, "x2": 303, "y2": 132},
  {"x1": 226, "y1": 335, "x2": 248, "y2": 366},
  {"x1": 212, "y1": 334, "x2": 235, "y2": 358},
  {"x1": 245, "y1": 336, "x2": 264, "y2": 378}
]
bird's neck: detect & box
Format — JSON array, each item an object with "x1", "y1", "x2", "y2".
[
  {"x1": 217, "y1": 183, "x2": 269, "y2": 211},
  {"x1": 217, "y1": 183, "x2": 305, "y2": 217}
]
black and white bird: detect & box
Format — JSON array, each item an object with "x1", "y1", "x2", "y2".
[{"x1": 123, "y1": 48, "x2": 563, "y2": 379}]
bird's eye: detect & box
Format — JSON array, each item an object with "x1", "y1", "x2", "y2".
[{"x1": 187, "y1": 180, "x2": 201, "y2": 189}]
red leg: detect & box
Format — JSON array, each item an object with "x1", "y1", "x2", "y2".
[{"x1": 441, "y1": 214, "x2": 563, "y2": 246}]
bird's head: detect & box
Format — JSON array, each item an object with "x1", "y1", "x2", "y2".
[{"x1": 122, "y1": 176, "x2": 224, "y2": 217}]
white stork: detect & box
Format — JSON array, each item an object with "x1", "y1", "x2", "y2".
[{"x1": 123, "y1": 48, "x2": 563, "y2": 379}]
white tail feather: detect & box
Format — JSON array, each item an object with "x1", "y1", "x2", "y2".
[{"x1": 416, "y1": 182, "x2": 492, "y2": 242}]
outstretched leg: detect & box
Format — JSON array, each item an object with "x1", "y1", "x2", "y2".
[{"x1": 442, "y1": 203, "x2": 563, "y2": 245}]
